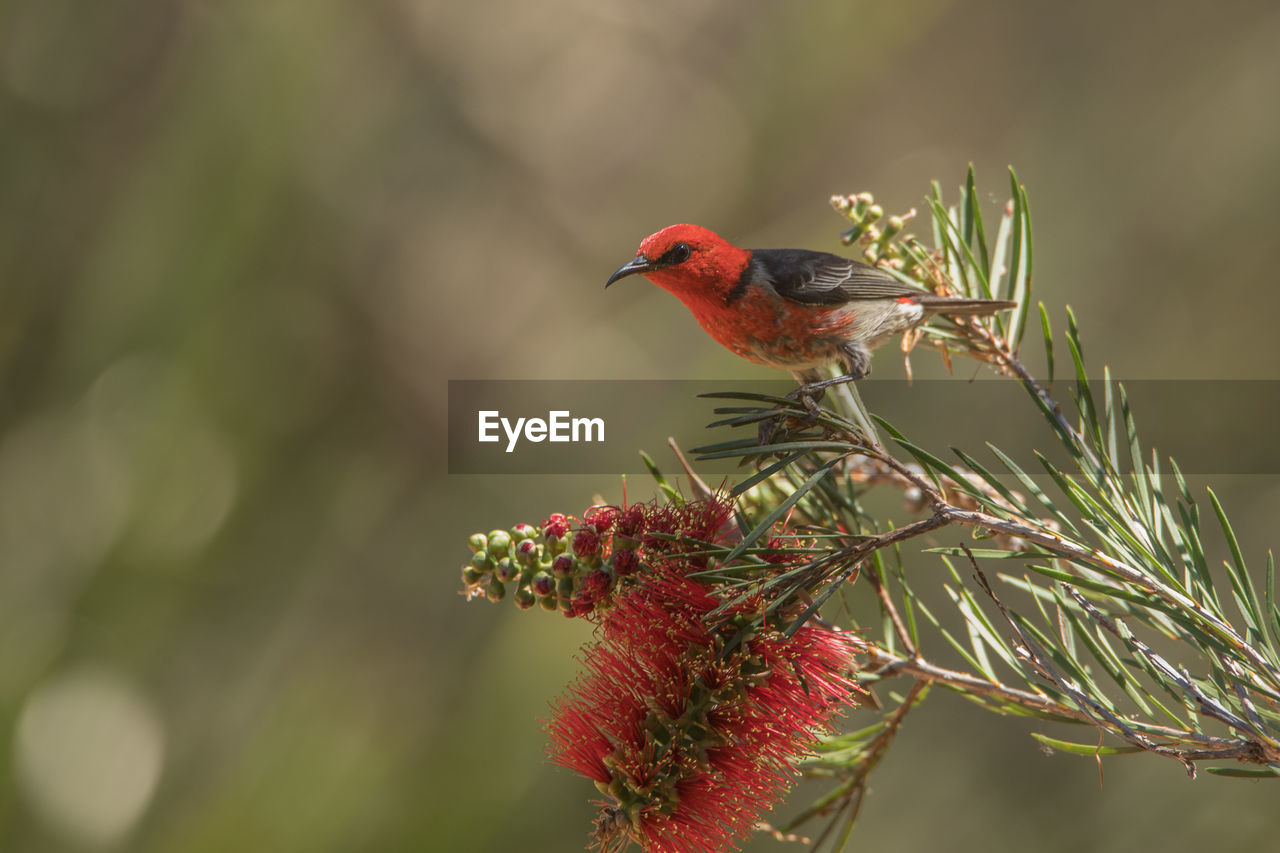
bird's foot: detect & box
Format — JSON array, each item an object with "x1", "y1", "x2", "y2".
[
  {"x1": 757, "y1": 386, "x2": 824, "y2": 446},
  {"x1": 757, "y1": 416, "x2": 788, "y2": 448},
  {"x1": 787, "y1": 384, "x2": 826, "y2": 418},
  {"x1": 793, "y1": 373, "x2": 859, "y2": 401}
]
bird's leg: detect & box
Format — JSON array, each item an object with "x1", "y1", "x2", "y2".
[
  {"x1": 759, "y1": 349, "x2": 871, "y2": 446},
  {"x1": 765, "y1": 345, "x2": 879, "y2": 447},
  {"x1": 827, "y1": 344, "x2": 880, "y2": 446}
]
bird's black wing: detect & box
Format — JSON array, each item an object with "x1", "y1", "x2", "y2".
[{"x1": 747, "y1": 248, "x2": 922, "y2": 306}]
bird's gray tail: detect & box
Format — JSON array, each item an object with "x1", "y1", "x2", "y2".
[{"x1": 918, "y1": 296, "x2": 1018, "y2": 316}]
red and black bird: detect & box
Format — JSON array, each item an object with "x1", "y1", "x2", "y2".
[{"x1": 607, "y1": 224, "x2": 1015, "y2": 391}]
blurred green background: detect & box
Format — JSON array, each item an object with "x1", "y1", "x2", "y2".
[{"x1": 2, "y1": 1, "x2": 1279, "y2": 850}]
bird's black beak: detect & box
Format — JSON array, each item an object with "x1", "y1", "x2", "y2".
[{"x1": 605, "y1": 255, "x2": 654, "y2": 288}]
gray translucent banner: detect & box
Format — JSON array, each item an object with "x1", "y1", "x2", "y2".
[{"x1": 447, "y1": 380, "x2": 1279, "y2": 475}]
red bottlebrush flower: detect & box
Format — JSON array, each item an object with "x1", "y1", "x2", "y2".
[
  {"x1": 464, "y1": 495, "x2": 862, "y2": 847},
  {"x1": 760, "y1": 534, "x2": 810, "y2": 567},
  {"x1": 584, "y1": 505, "x2": 620, "y2": 532},
  {"x1": 570, "y1": 568, "x2": 614, "y2": 617},
  {"x1": 573, "y1": 527, "x2": 602, "y2": 559},
  {"x1": 615, "y1": 505, "x2": 646, "y2": 538},
  {"x1": 611, "y1": 548, "x2": 639, "y2": 577},
  {"x1": 546, "y1": 552, "x2": 863, "y2": 852},
  {"x1": 641, "y1": 499, "x2": 737, "y2": 560},
  {"x1": 543, "y1": 513, "x2": 571, "y2": 540}
]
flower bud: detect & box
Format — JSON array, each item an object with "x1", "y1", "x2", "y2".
[
  {"x1": 486, "y1": 529, "x2": 511, "y2": 557},
  {"x1": 468, "y1": 533, "x2": 487, "y2": 554},
  {"x1": 556, "y1": 576, "x2": 576, "y2": 598},
  {"x1": 512, "y1": 523, "x2": 538, "y2": 542},
  {"x1": 494, "y1": 557, "x2": 519, "y2": 583},
  {"x1": 539, "y1": 595, "x2": 559, "y2": 613},
  {"x1": 573, "y1": 528, "x2": 601, "y2": 559},
  {"x1": 462, "y1": 567, "x2": 485, "y2": 586},
  {"x1": 486, "y1": 580, "x2": 506, "y2": 602},
  {"x1": 515, "y1": 538, "x2": 539, "y2": 567},
  {"x1": 531, "y1": 572, "x2": 555, "y2": 597},
  {"x1": 514, "y1": 586, "x2": 536, "y2": 610},
  {"x1": 545, "y1": 534, "x2": 568, "y2": 556},
  {"x1": 542, "y1": 513, "x2": 570, "y2": 539},
  {"x1": 840, "y1": 223, "x2": 868, "y2": 246},
  {"x1": 551, "y1": 554, "x2": 575, "y2": 578},
  {"x1": 470, "y1": 551, "x2": 494, "y2": 571}
]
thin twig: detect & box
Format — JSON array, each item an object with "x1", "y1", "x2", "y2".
[{"x1": 865, "y1": 566, "x2": 917, "y2": 658}]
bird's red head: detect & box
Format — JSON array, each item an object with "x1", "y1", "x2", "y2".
[{"x1": 606, "y1": 224, "x2": 752, "y2": 307}]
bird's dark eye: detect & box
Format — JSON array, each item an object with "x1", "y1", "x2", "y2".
[{"x1": 660, "y1": 243, "x2": 692, "y2": 266}]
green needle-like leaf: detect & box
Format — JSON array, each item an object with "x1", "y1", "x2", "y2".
[
  {"x1": 721, "y1": 461, "x2": 838, "y2": 566},
  {"x1": 1205, "y1": 766, "x2": 1280, "y2": 779},
  {"x1": 640, "y1": 450, "x2": 681, "y2": 502},
  {"x1": 950, "y1": 447, "x2": 1031, "y2": 514},
  {"x1": 730, "y1": 451, "x2": 807, "y2": 497},
  {"x1": 991, "y1": 196, "x2": 1014, "y2": 302},
  {"x1": 695, "y1": 440, "x2": 853, "y2": 460},
  {"x1": 1006, "y1": 169, "x2": 1034, "y2": 347},
  {"x1": 1268, "y1": 550, "x2": 1280, "y2": 651},
  {"x1": 985, "y1": 443, "x2": 1079, "y2": 534},
  {"x1": 1065, "y1": 306, "x2": 1102, "y2": 453},
  {"x1": 927, "y1": 547, "x2": 1036, "y2": 560},
  {"x1": 1010, "y1": 565, "x2": 1153, "y2": 608},
  {"x1": 1119, "y1": 385, "x2": 1153, "y2": 525},
  {"x1": 965, "y1": 164, "x2": 991, "y2": 281},
  {"x1": 1208, "y1": 488, "x2": 1264, "y2": 640},
  {"x1": 697, "y1": 390, "x2": 806, "y2": 408},
  {"x1": 944, "y1": 560, "x2": 1023, "y2": 675},
  {"x1": 927, "y1": 196, "x2": 993, "y2": 299},
  {"x1": 1103, "y1": 369, "x2": 1119, "y2": 475},
  {"x1": 1039, "y1": 302, "x2": 1054, "y2": 385},
  {"x1": 1029, "y1": 733, "x2": 1143, "y2": 756}
]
